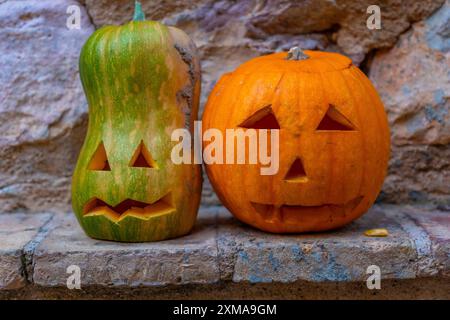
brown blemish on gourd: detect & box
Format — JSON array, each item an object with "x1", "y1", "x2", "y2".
[{"x1": 174, "y1": 45, "x2": 198, "y2": 131}]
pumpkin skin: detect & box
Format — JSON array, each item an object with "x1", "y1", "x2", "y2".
[
  {"x1": 72, "y1": 15, "x2": 202, "y2": 242},
  {"x1": 202, "y1": 50, "x2": 390, "y2": 233}
]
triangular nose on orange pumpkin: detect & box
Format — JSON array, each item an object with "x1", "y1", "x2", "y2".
[{"x1": 284, "y1": 158, "x2": 307, "y2": 182}]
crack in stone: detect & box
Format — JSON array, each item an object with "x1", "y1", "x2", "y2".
[
  {"x1": 21, "y1": 214, "x2": 56, "y2": 283},
  {"x1": 397, "y1": 211, "x2": 438, "y2": 277},
  {"x1": 211, "y1": 206, "x2": 224, "y2": 282},
  {"x1": 76, "y1": 0, "x2": 97, "y2": 29}
]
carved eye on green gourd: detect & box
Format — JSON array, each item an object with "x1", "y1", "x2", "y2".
[{"x1": 71, "y1": 1, "x2": 202, "y2": 242}]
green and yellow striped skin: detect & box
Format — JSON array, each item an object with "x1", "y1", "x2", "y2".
[{"x1": 72, "y1": 20, "x2": 202, "y2": 242}]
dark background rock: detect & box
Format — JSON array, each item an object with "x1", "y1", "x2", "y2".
[
  {"x1": 370, "y1": 1, "x2": 450, "y2": 205},
  {"x1": 0, "y1": 0, "x2": 93, "y2": 213}
]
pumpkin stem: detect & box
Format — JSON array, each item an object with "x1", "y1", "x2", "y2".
[
  {"x1": 286, "y1": 47, "x2": 309, "y2": 60},
  {"x1": 133, "y1": 1, "x2": 145, "y2": 21}
]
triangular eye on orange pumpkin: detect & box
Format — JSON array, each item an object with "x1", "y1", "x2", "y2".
[
  {"x1": 239, "y1": 105, "x2": 280, "y2": 129},
  {"x1": 316, "y1": 105, "x2": 355, "y2": 131},
  {"x1": 88, "y1": 142, "x2": 111, "y2": 171},
  {"x1": 129, "y1": 140, "x2": 158, "y2": 169},
  {"x1": 284, "y1": 157, "x2": 308, "y2": 182}
]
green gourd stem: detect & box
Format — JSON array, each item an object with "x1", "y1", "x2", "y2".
[
  {"x1": 133, "y1": 1, "x2": 145, "y2": 21},
  {"x1": 286, "y1": 46, "x2": 309, "y2": 60}
]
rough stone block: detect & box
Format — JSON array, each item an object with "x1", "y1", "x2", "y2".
[
  {"x1": 32, "y1": 209, "x2": 219, "y2": 288},
  {"x1": 0, "y1": 213, "x2": 52, "y2": 290},
  {"x1": 217, "y1": 205, "x2": 420, "y2": 283},
  {"x1": 402, "y1": 206, "x2": 450, "y2": 277}
]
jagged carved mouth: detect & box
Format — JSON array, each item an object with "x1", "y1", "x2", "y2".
[
  {"x1": 83, "y1": 193, "x2": 175, "y2": 222},
  {"x1": 251, "y1": 196, "x2": 363, "y2": 222}
]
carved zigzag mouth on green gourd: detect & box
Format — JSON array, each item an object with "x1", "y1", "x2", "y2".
[
  {"x1": 82, "y1": 193, "x2": 175, "y2": 223},
  {"x1": 251, "y1": 196, "x2": 364, "y2": 222}
]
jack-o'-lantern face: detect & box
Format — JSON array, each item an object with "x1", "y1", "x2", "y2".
[
  {"x1": 202, "y1": 50, "x2": 390, "y2": 233},
  {"x1": 72, "y1": 18, "x2": 202, "y2": 242},
  {"x1": 80, "y1": 140, "x2": 175, "y2": 223}
]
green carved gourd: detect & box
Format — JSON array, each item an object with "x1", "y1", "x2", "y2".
[{"x1": 72, "y1": 2, "x2": 202, "y2": 242}]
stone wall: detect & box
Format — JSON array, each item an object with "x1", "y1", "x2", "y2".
[{"x1": 0, "y1": 0, "x2": 448, "y2": 214}]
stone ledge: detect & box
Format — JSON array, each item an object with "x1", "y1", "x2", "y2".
[
  {"x1": 0, "y1": 205, "x2": 448, "y2": 293},
  {"x1": 218, "y1": 205, "x2": 449, "y2": 283},
  {"x1": 32, "y1": 211, "x2": 219, "y2": 288}
]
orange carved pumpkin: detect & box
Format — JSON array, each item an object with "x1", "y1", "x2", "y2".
[{"x1": 202, "y1": 48, "x2": 390, "y2": 233}]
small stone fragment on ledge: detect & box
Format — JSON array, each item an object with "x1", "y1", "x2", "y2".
[{"x1": 364, "y1": 228, "x2": 389, "y2": 237}]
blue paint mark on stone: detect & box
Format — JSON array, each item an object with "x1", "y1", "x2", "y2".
[
  {"x1": 291, "y1": 245, "x2": 303, "y2": 262},
  {"x1": 311, "y1": 252, "x2": 351, "y2": 282},
  {"x1": 425, "y1": 2, "x2": 450, "y2": 52},
  {"x1": 248, "y1": 274, "x2": 262, "y2": 283},
  {"x1": 433, "y1": 89, "x2": 445, "y2": 104},
  {"x1": 393, "y1": 267, "x2": 416, "y2": 280},
  {"x1": 402, "y1": 85, "x2": 412, "y2": 96},
  {"x1": 311, "y1": 250, "x2": 323, "y2": 263},
  {"x1": 238, "y1": 251, "x2": 249, "y2": 262},
  {"x1": 248, "y1": 274, "x2": 272, "y2": 284},
  {"x1": 248, "y1": 255, "x2": 275, "y2": 283},
  {"x1": 424, "y1": 104, "x2": 447, "y2": 125},
  {"x1": 240, "y1": 250, "x2": 281, "y2": 283},
  {"x1": 182, "y1": 249, "x2": 191, "y2": 264},
  {"x1": 0, "y1": 184, "x2": 22, "y2": 195},
  {"x1": 268, "y1": 252, "x2": 281, "y2": 271},
  {"x1": 321, "y1": 261, "x2": 351, "y2": 281}
]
